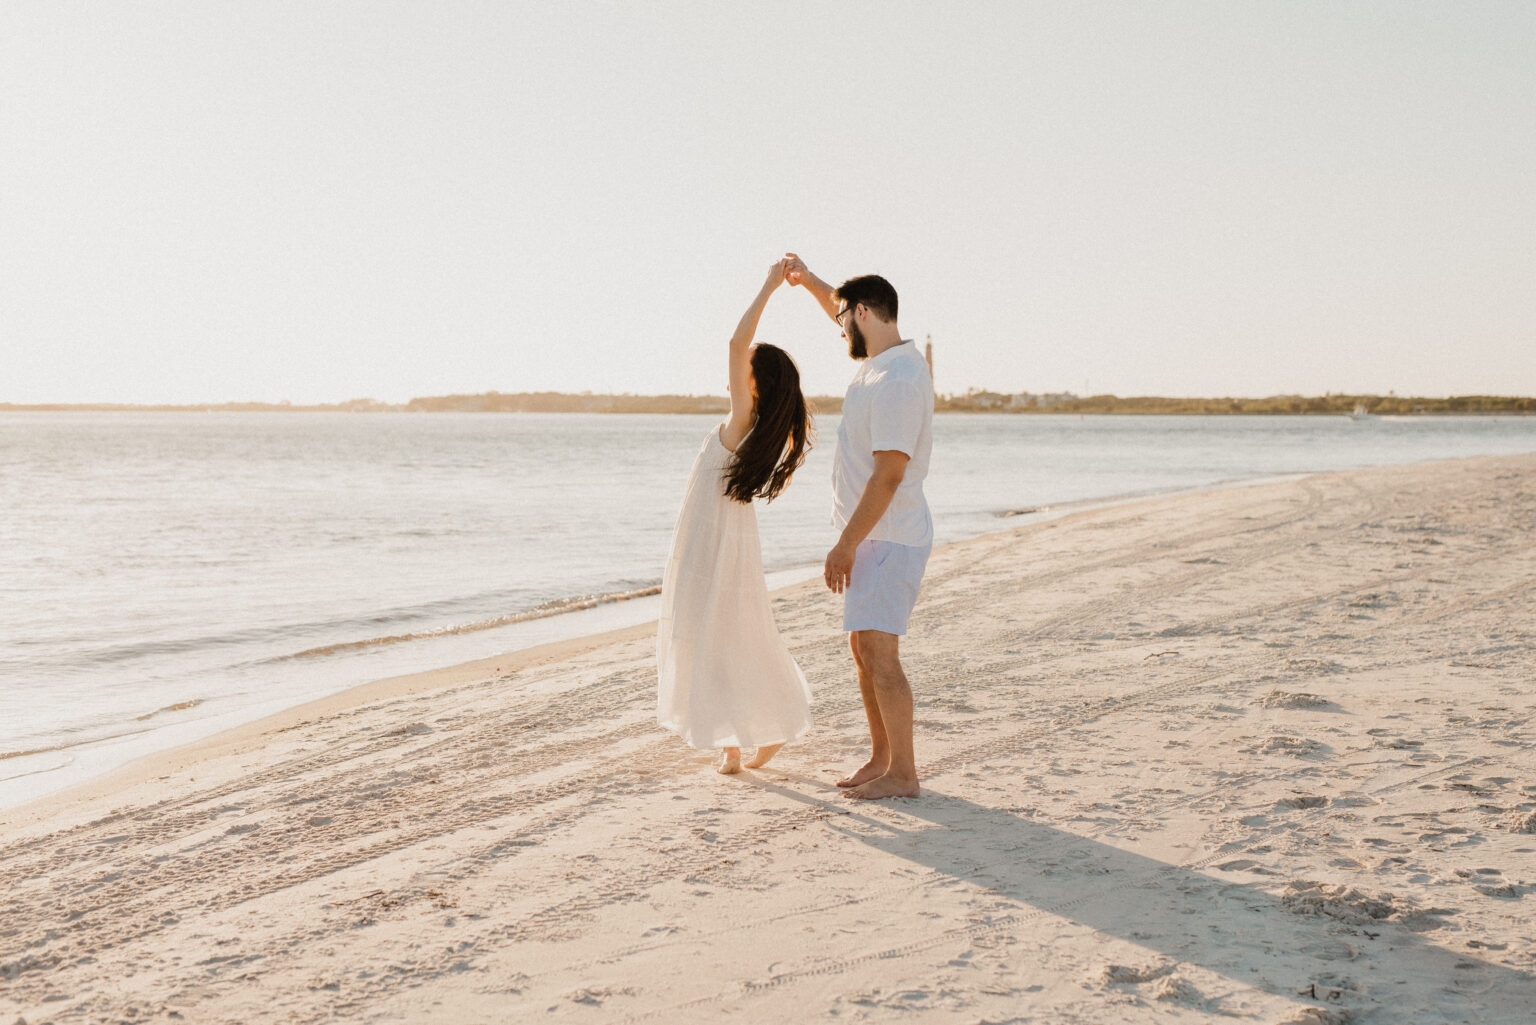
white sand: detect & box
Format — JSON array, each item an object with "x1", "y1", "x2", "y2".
[{"x1": 3, "y1": 453, "x2": 1534, "y2": 1024}]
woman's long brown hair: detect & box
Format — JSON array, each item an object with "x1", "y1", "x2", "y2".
[{"x1": 723, "y1": 343, "x2": 812, "y2": 503}]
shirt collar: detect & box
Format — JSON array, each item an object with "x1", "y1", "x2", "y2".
[{"x1": 866, "y1": 339, "x2": 914, "y2": 367}]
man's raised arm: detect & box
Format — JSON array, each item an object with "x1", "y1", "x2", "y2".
[{"x1": 783, "y1": 252, "x2": 840, "y2": 323}]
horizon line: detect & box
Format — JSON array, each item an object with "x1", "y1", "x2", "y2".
[{"x1": 4, "y1": 388, "x2": 1535, "y2": 414}]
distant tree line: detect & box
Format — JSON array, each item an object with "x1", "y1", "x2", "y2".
[
  {"x1": 935, "y1": 392, "x2": 1535, "y2": 415},
  {"x1": 402, "y1": 391, "x2": 730, "y2": 413},
  {"x1": 400, "y1": 391, "x2": 859, "y2": 414}
]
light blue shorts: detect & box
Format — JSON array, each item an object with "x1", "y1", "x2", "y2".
[{"x1": 843, "y1": 539, "x2": 931, "y2": 635}]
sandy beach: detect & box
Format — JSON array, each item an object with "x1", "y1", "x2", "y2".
[{"x1": 3, "y1": 453, "x2": 1533, "y2": 1024}]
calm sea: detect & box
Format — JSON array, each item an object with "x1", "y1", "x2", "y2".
[{"x1": 3, "y1": 411, "x2": 1533, "y2": 808}]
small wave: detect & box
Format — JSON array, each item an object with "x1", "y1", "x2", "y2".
[
  {"x1": 134, "y1": 698, "x2": 205, "y2": 722},
  {"x1": 0, "y1": 723, "x2": 154, "y2": 761},
  {"x1": 0, "y1": 751, "x2": 77, "y2": 784},
  {"x1": 2, "y1": 622, "x2": 317, "y2": 671},
  {"x1": 3, "y1": 587, "x2": 573, "y2": 674},
  {"x1": 0, "y1": 700, "x2": 211, "y2": 780},
  {"x1": 276, "y1": 585, "x2": 663, "y2": 660},
  {"x1": 0, "y1": 745, "x2": 64, "y2": 762}
]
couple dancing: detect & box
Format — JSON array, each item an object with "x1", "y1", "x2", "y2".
[{"x1": 656, "y1": 253, "x2": 934, "y2": 801}]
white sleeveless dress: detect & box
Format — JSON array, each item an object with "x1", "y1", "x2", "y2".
[{"x1": 657, "y1": 425, "x2": 812, "y2": 749}]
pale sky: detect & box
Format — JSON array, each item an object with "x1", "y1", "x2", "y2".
[{"x1": 3, "y1": 2, "x2": 1532, "y2": 404}]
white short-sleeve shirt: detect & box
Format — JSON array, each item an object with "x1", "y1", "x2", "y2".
[{"x1": 832, "y1": 339, "x2": 934, "y2": 547}]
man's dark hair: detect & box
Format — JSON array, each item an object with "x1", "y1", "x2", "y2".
[{"x1": 834, "y1": 275, "x2": 898, "y2": 323}]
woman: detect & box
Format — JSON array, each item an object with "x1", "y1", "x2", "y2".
[{"x1": 657, "y1": 258, "x2": 814, "y2": 774}]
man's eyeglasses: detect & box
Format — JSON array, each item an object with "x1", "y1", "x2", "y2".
[{"x1": 836, "y1": 304, "x2": 857, "y2": 325}]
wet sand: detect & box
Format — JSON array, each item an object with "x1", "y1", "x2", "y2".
[{"x1": 3, "y1": 453, "x2": 1534, "y2": 1024}]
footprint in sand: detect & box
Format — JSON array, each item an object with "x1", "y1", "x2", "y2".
[
  {"x1": 1241, "y1": 735, "x2": 1324, "y2": 757},
  {"x1": 1500, "y1": 810, "x2": 1536, "y2": 833},
  {"x1": 1281, "y1": 880, "x2": 1455, "y2": 931},
  {"x1": 1275, "y1": 795, "x2": 1329, "y2": 810},
  {"x1": 1285, "y1": 658, "x2": 1346, "y2": 674},
  {"x1": 1149, "y1": 973, "x2": 1203, "y2": 1004},
  {"x1": 1100, "y1": 962, "x2": 1173, "y2": 985},
  {"x1": 1098, "y1": 963, "x2": 1209, "y2": 1008},
  {"x1": 1254, "y1": 691, "x2": 1334, "y2": 709}
]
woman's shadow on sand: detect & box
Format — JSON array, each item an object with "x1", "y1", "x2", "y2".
[{"x1": 748, "y1": 770, "x2": 1530, "y2": 1020}]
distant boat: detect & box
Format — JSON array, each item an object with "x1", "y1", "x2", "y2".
[{"x1": 1348, "y1": 402, "x2": 1375, "y2": 421}]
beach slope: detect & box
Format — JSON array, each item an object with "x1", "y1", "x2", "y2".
[{"x1": 3, "y1": 454, "x2": 1534, "y2": 1024}]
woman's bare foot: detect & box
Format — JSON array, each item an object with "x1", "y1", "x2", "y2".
[
  {"x1": 842, "y1": 774, "x2": 920, "y2": 800},
  {"x1": 717, "y1": 747, "x2": 742, "y2": 774},
  {"x1": 836, "y1": 758, "x2": 885, "y2": 788},
  {"x1": 744, "y1": 743, "x2": 783, "y2": 768}
]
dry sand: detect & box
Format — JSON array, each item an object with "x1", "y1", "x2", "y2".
[{"x1": 3, "y1": 453, "x2": 1534, "y2": 1024}]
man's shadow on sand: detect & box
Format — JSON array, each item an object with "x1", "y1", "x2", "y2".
[{"x1": 748, "y1": 770, "x2": 1531, "y2": 1020}]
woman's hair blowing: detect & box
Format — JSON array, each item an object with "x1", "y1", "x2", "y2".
[{"x1": 722, "y1": 343, "x2": 812, "y2": 503}]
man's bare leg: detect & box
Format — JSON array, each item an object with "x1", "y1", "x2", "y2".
[
  {"x1": 744, "y1": 743, "x2": 783, "y2": 768},
  {"x1": 843, "y1": 630, "x2": 919, "y2": 800},
  {"x1": 837, "y1": 632, "x2": 890, "y2": 787},
  {"x1": 717, "y1": 746, "x2": 742, "y2": 774}
]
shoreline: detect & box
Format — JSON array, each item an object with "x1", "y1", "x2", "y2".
[
  {"x1": 0, "y1": 621, "x2": 654, "y2": 837},
  {"x1": 0, "y1": 464, "x2": 1320, "y2": 817},
  {"x1": 0, "y1": 457, "x2": 1511, "y2": 823},
  {"x1": 10, "y1": 407, "x2": 1535, "y2": 812},
  {"x1": 0, "y1": 453, "x2": 1508, "y2": 827},
  {"x1": 0, "y1": 474, "x2": 1193, "y2": 832},
  {"x1": 3, "y1": 452, "x2": 1533, "y2": 1022}
]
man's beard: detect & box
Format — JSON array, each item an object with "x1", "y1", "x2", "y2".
[{"x1": 847, "y1": 319, "x2": 868, "y2": 360}]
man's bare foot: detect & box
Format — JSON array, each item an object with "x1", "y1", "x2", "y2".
[
  {"x1": 842, "y1": 774, "x2": 920, "y2": 800},
  {"x1": 717, "y1": 747, "x2": 742, "y2": 775},
  {"x1": 744, "y1": 743, "x2": 783, "y2": 768},
  {"x1": 836, "y1": 759, "x2": 885, "y2": 788}
]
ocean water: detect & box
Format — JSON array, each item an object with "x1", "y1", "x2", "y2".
[{"x1": 3, "y1": 410, "x2": 1534, "y2": 808}]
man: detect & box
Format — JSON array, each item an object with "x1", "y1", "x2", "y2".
[{"x1": 784, "y1": 253, "x2": 933, "y2": 800}]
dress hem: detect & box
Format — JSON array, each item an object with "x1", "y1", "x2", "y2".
[{"x1": 656, "y1": 716, "x2": 812, "y2": 752}]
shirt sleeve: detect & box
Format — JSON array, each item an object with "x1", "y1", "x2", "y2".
[{"x1": 869, "y1": 376, "x2": 926, "y2": 457}]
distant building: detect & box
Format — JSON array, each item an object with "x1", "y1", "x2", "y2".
[{"x1": 962, "y1": 389, "x2": 1010, "y2": 409}]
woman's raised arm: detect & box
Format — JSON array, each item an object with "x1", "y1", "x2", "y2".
[{"x1": 723, "y1": 259, "x2": 789, "y2": 449}]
